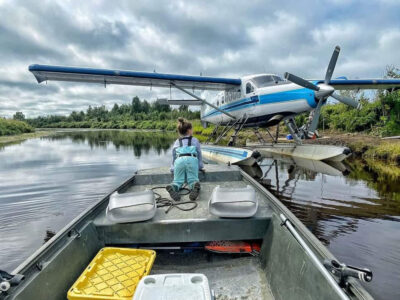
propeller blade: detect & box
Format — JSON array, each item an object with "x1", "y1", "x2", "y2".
[
  {"x1": 284, "y1": 72, "x2": 320, "y2": 91},
  {"x1": 325, "y1": 46, "x2": 340, "y2": 84},
  {"x1": 331, "y1": 92, "x2": 360, "y2": 109}
]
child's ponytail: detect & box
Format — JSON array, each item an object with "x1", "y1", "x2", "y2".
[{"x1": 177, "y1": 118, "x2": 192, "y2": 135}]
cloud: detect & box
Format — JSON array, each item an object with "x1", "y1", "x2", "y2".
[{"x1": 0, "y1": 0, "x2": 400, "y2": 117}]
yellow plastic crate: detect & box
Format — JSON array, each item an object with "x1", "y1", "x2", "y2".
[{"x1": 68, "y1": 247, "x2": 156, "y2": 300}]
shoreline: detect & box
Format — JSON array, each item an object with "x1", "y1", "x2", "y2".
[
  {"x1": 305, "y1": 132, "x2": 400, "y2": 165},
  {"x1": 5, "y1": 127, "x2": 399, "y2": 165},
  {"x1": 0, "y1": 130, "x2": 55, "y2": 146}
]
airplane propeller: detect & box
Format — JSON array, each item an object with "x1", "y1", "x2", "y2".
[
  {"x1": 283, "y1": 46, "x2": 360, "y2": 109},
  {"x1": 283, "y1": 46, "x2": 360, "y2": 137}
]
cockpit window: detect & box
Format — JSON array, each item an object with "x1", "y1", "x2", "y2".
[
  {"x1": 246, "y1": 82, "x2": 255, "y2": 94},
  {"x1": 252, "y1": 75, "x2": 284, "y2": 87},
  {"x1": 272, "y1": 75, "x2": 284, "y2": 83}
]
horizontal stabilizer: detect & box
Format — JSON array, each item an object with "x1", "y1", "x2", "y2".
[{"x1": 156, "y1": 98, "x2": 203, "y2": 106}]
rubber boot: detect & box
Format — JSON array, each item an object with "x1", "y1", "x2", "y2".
[
  {"x1": 189, "y1": 182, "x2": 201, "y2": 201},
  {"x1": 166, "y1": 184, "x2": 181, "y2": 201}
]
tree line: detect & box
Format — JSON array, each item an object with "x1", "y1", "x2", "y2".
[{"x1": 26, "y1": 96, "x2": 200, "y2": 130}]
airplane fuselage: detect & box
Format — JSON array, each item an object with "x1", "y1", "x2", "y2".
[{"x1": 201, "y1": 74, "x2": 317, "y2": 128}]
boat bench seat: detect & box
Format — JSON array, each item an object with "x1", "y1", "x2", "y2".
[{"x1": 93, "y1": 165, "x2": 273, "y2": 244}]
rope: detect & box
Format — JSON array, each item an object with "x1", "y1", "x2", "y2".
[{"x1": 151, "y1": 186, "x2": 198, "y2": 213}]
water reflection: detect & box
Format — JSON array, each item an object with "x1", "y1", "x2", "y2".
[
  {"x1": 256, "y1": 154, "x2": 400, "y2": 299},
  {"x1": 45, "y1": 130, "x2": 175, "y2": 157},
  {"x1": 0, "y1": 130, "x2": 175, "y2": 272}
]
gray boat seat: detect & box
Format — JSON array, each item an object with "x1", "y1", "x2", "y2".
[
  {"x1": 106, "y1": 190, "x2": 156, "y2": 223},
  {"x1": 209, "y1": 185, "x2": 258, "y2": 218}
]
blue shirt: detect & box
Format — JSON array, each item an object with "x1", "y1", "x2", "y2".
[{"x1": 171, "y1": 135, "x2": 204, "y2": 171}]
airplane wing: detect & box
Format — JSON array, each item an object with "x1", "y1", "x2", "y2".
[
  {"x1": 315, "y1": 79, "x2": 400, "y2": 90},
  {"x1": 29, "y1": 64, "x2": 241, "y2": 91}
]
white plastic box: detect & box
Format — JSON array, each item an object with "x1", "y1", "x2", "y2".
[
  {"x1": 133, "y1": 273, "x2": 212, "y2": 300},
  {"x1": 106, "y1": 190, "x2": 156, "y2": 223}
]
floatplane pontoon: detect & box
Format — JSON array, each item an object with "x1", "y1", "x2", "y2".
[
  {"x1": 1, "y1": 165, "x2": 373, "y2": 300},
  {"x1": 201, "y1": 141, "x2": 351, "y2": 166}
]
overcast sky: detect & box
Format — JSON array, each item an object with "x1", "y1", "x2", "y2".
[{"x1": 1, "y1": 0, "x2": 400, "y2": 117}]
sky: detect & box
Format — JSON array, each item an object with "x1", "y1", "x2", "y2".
[{"x1": 1, "y1": 0, "x2": 400, "y2": 117}]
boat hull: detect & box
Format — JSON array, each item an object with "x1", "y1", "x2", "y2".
[{"x1": 2, "y1": 165, "x2": 372, "y2": 300}]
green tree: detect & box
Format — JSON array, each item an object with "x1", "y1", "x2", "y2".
[
  {"x1": 70, "y1": 111, "x2": 83, "y2": 122},
  {"x1": 13, "y1": 111, "x2": 25, "y2": 121},
  {"x1": 131, "y1": 96, "x2": 142, "y2": 114},
  {"x1": 179, "y1": 105, "x2": 189, "y2": 112},
  {"x1": 142, "y1": 100, "x2": 150, "y2": 114},
  {"x1": 111, "y1": 103, "x2": 120, "y2": 115}
]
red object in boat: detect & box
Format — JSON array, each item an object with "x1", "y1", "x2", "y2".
[{"x1": 205, "y1": 241, "x2": 261, "y2": 255}]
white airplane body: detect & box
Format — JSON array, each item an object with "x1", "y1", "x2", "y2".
[
  {"x1": 201, "y1": 75, "x2": 315, "y2": 128},
  {"x1": 29, "y1": 46, "x2": 400, "y2": 144}
]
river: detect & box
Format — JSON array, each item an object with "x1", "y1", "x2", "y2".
[{"x1": 0, "y1": 130, "x2": 398, "y2": 299}]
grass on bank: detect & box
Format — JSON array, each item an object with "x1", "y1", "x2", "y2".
[
  {"x1": 0, "y1": 118, "x2": 34, "y2": 136},
  {"x1": 0, "y1": 118, "x2": 54, "y2": 146},
  {"x1": 363, "y1": 141, "x2": 400, "y2": 164},
  {"x1": 0, "y1": 131, "x2": 54, "y2": 146},
  {"x1": 347, "y1": 139, "x2": 400, "y2": 164}
]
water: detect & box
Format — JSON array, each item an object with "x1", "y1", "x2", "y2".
[
  {"x1": 257, "y1": 156, "x2": 400, "y2": 299},
  {"x1": 0, "y1": 130, "x2": 175, "y2": 272},
  {"x1": 0, "y1": 130, "x2": 399, "y2": 299}
]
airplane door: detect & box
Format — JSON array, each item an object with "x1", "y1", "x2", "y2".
[{"x1": 245, "y1": 82, "x2": 259, "y2": 116}]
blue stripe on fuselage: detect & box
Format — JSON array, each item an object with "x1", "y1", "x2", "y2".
[
  {"x1": 259, "y1": 88, "x2": 315, "y2": 107},
  {"x1": 202, "y1": 88, "x2": 316, "y2": 119}
]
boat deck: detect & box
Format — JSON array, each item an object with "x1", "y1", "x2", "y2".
[
  {"x1": 94, "y1": 165, "x2": 273, "y2": 244},
  {"x1": 152, "y1": 252, "x2": 274, "y2": 300}
]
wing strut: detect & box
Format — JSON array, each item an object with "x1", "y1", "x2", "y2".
[{"x1": 171, "y1": 82, "x2": 236, "y2": 120}]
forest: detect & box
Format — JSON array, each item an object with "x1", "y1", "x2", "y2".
[{"x1": 25, "y1": 96, "x2": 200, "y2": 131}]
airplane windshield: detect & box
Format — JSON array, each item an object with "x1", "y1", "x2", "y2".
[{"x1": 252, "y1": 75, "x2": 284, "y2": 87}]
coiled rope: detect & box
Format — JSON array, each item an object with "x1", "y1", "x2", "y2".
[{"x1": 151, "y1": 186, "x2": 198, "y2": 213}]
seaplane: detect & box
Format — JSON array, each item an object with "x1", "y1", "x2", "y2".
[{"x1": 29, "y1": 46, "x2": 400, "y2": 163}]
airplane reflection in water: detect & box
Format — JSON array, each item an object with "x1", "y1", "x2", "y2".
[{"x1": 241, "y1": 154, "x2": 399, "y2": 247}]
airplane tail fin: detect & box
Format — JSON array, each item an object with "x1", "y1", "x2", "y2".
[
  {"x1": 156, "y1": 98, "x2": 208, "y2": 127},
  {"x1": 156, "y1": 98, "x2": 202, "y2": 106}
]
